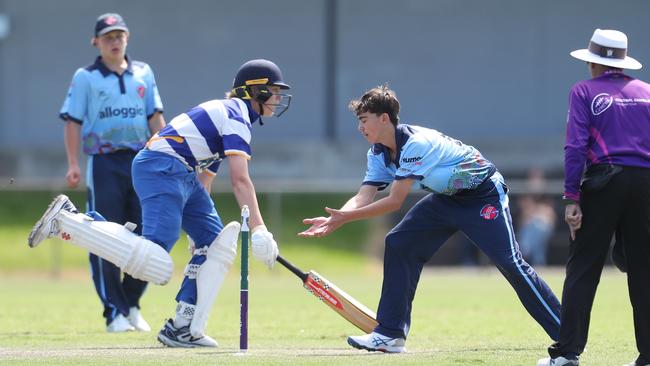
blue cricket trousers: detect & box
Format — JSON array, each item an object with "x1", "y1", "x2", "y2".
[
  {"x1": 131, "y1": 149, "x2": 223, "y2": 305},
  {"x1": 86, "y1": 150, "x2": 147, "y2": 324},
  {"x1": 374, "y1": 172, "x2": 561, "y2": 340}
]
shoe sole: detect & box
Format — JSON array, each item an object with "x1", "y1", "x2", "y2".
[
  {"x1": 28, "y1": 195, "x2": 69, "y2": 248},
  {"x1": 347, "y1": 337, "x2": 405, "y2": 353},
  {"x1": 157, "y1": 333, "x2": 217, "y2": 348}
]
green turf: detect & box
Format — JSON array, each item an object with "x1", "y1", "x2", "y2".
[
  {"x1": 0, "y1": 192, "x2": 639, "y2": 365},
  {"x1": 0, "y1": 190, "x2": 371, "y2": 271},
  {"x1": 0, "y1": 266, "x2": 637, "y2": 365}
]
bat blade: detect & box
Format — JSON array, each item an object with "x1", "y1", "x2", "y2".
[
  {"x1": 276, "y1": 255, "x2": 378, "y2": 333},
  {"x1": 303, "y1": 270, "x2": 378, "y2": 333}
]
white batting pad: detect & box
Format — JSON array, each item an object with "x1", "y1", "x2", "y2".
[
  {"x1": 190, "y1": 221, "x2": 240, "y2": 338},
  {"x1": 57, "y1": 210, "x2": 173, "y2": 285}
]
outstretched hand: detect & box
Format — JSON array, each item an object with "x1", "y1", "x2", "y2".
[{"x1": 298, "y1": 207, "x2": 346, "y2": 238}]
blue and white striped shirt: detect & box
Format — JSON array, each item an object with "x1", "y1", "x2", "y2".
[{"x1": 147, "y1": 98, "x2": 257, "y2": 174}]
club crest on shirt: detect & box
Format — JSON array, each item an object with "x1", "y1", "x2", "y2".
[
  {"x1": 137, "y1": 85, "x2": 145, "y2": 98},
  {"x1": 591, "y1": 93, "x2": 613, "y2": 115},
  {"x1": 480, "y1": 204, "x2": 499, "y2": 220}
]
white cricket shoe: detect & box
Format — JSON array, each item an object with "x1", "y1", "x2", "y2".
[
  {"x1": 28, "y1": 195, "x2": 77, "y2": 248},
  {"x1": 127, "y1": 307, "x2": 151, "y2": 332},
  {"x1": 347, "y1": 331, "x2": 406, "y2": 353},
  {"x1": 157, "y1": 319, "x2": 218, "y2": 348},
  {"x1": 107, "y1": 314, "x2": 135, "y2": 332},
  {"x1": 537, "y1": 356, "x2": 580, "y2": 366}
]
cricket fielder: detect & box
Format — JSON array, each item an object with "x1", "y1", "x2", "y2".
[
  {"x1": 300, "y1": 85, "x2": 561, "y2": 353},
  {"x1": 30, "y1": 59, "x2": 288, "y2": 348},
  {"x1": 58, "y1": 13, "x2": 165, "y2": 333}
]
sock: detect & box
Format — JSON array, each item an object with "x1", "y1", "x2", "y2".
[{"x1": 174, "y1": 301, "x2": 195, "y2": 328}]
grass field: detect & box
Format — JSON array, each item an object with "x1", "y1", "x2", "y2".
[
  {"x1": 0, "y1": 265, "x2": 637, "y2": 365},
  {"x1": 0, "y1": 192, "x2": 639, "y2": 365}
]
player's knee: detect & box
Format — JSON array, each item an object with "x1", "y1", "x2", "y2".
[
  {"x1": 385, "y1": 230, "x2": 409, "y2": 253},
  {"x1": 206, "y1": 221, "x2": 240, "y2": 266}
]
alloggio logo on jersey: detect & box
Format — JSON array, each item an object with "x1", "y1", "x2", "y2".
[{"x1": 99, "y1": 106, "x2": 145, "y2": 119}]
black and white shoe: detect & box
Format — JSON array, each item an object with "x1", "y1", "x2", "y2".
[
  {"x1": 537, "y1": 356, "x2": 580, "y2": 366},
  {"x1": 157, "y1": 319, "x2": 218, "y2": 348},
  {"x1": 28, "y1": 195, "x2": 77, "y2": 248}
]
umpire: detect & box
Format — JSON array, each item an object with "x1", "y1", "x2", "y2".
[{"x1": 539, "y1": 29, "x2": 650, "y2": 366}]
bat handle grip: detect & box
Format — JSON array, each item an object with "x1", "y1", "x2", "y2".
[{"x1": 276, "y1": 255, "x2": 308, "y2": 282}]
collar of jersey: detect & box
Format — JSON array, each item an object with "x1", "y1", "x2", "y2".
[
  {"x1": 595, "y1": 70, "x2": 631, "y2": 81},
  {"x1": 93, "y1": 55, "x2": 134, "y2": 77},
  {"x1": 371, "y1": 124, "x2": 414, "y2": 168},
  {"x1": 242, "y1": 100, "x2": 261, "y2": 124}
]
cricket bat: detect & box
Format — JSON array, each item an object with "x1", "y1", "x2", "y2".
[{"x1": 276, "y1": 254, "x2": 378, "y2": 333}]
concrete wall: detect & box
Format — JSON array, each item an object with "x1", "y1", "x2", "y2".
[{"x1": 1, "y1": 0, "x2": 649, "y2": 187}]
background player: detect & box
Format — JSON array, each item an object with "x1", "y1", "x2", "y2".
[
  {"x1": 59, "y1": 13, "x2": 165, "y2": 332},
  {"x1": 300, "y1": 85, "x2": 561, "y2": 352}
]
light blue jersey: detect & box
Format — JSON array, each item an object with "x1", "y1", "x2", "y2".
[
  {"x1": 60, "y1": 56, "x2": 163, "y2": 155},
  {"x1": 362, "y1": 124, "x2": 495, "y2": 195}
]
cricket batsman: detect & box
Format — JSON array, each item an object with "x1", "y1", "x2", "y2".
[
  {"x1": 300, "y1": 85, "x2": 561, "y2": 353},
  {"x1": 29, "y1": 59, "x2": 289, "y2": 348}
]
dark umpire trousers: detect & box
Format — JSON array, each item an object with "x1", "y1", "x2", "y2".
[
  {"x1": 549, "y1": 167, "x2": 650, "y2": 364},
  {"x1": 374, "y1": 172, "x2": 561, "y2": 340},
  {"x1": 87, "y1": 150, "x2": 148, "y2": 325}
]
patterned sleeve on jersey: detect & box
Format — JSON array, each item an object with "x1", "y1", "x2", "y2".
[
  {"x1": 59, "y1": 68, "x2": 89, "y2": 124},
  {"x1": 144, "y1": 63, "x2": 164, "y2": 118},
  {"x1": 222, "y1": 106, "x2": 252, "y2": 159},
  {"x1": 395, "y1": 139, "x2": 432, "y2": 181},
  {"x1": 362, "y1": 148, "x2": 394, "y2": 191},
  {"x1": 223, "y1": 134, "x2": 252, "y2": 159}
]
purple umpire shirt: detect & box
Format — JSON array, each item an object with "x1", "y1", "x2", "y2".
[{"x1": 564, "y1": 71, "x2": 650, "y2": 202}]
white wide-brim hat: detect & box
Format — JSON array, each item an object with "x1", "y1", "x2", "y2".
[{"x1": 570, "y1": 28, "x2": 642, "y2": 70}]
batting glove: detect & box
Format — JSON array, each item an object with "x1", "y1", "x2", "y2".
[{"x1": 251, "y1": 225, "x2": 279, "y2": 269}]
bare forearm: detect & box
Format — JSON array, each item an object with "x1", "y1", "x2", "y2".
[
  {"x1": 64, "y1": 122, "x2": 81, "y2": 166},
  {"x1": 343, "y1": 195, "x2": 402, "y2": 222},
  {"x1": 231, "y1": 176, "x2": 264, "y2": 228},
  {"x1": 148, "y1": 112, "x2": 165, "y2": 134},
  {"x1": 339, "y1": 181, "x2": 409, "y2": 223},
  {"x1": 341, "y1": 194, "x2": 371, "y2": 210},
  {"x1": 340, "y1": 185, "x2": 377, "y2": 210}
]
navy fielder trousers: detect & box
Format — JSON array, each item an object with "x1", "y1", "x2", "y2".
[
  {"x1": 87, "y1": 151, "x2": 148, "y2": 325},
  {"x1": 549, "y1": 167, "x2": 650, "y2": 364},
  {"x1": 374, "y1": 172, "x2": 561, "y2": 340}
]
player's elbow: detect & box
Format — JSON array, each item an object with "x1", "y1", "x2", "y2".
[{"x1": 230, "y1": 173, "x2": 252, "y2": 191}]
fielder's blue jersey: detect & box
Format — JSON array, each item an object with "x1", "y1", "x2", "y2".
[
  {"x1": 146, "y1": 98, "x2": 258, "y2": 174},
  {"x1": 59, "y1": 56, "x2": 163, "y2": 155},
  {"x1": 363, "y1": 124, "x2": 495, "y2": 195}
]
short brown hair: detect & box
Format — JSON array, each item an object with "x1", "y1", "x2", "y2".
[{"x1": 348, "y1": 84, "x2": 400, "y2": 126}]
